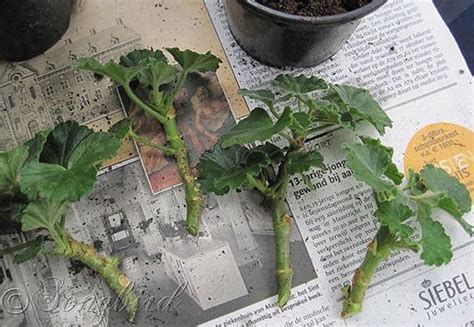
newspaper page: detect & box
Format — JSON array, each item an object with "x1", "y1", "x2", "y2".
[
  {"x1": 0, "y1": 0, "x2": 472, "y2": 326},
  {"x1": 0, "y1": 1, "x2": 314, "y2": 326},
  {"x1": 203, "y1": 0, "x2": 474, "y2": 326}
]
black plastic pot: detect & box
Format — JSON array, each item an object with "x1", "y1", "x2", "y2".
[
  {"x1": 0, "y1": 0, "x2": 73, "y2": 62},
  {"x1": 225, "y1": 0, "x2": 387, "y2": 67}
]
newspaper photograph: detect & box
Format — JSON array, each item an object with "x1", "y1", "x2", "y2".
[
  {"x1": 0, "y1": 0, "x2": 473, "y2": 326},
  {"x1": 118, "y1": 72, "x2": 236, "y2": 194}
]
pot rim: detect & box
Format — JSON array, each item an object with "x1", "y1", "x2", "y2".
[{"x1": 235, "y1": 0, "x2": 388, "y2": 25}]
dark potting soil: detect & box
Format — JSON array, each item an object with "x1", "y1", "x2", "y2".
[{"x1": 256, "y1": 0, "x2": 371, "y2": 17}]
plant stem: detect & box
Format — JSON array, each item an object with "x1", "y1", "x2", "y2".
[
  {"x1": 341, "y1": 226, "x2": 394, "y2": 318},
  {"x1": 54, "y1": 232, "x2": 139, "y2": 322},
  {"x1": 123, "y1": 85, "x2": 165, "y2": 123},
  {"x1": 129, "y1": 130, "x2": 176, "y2": 156},
  {"x1": 279, "y1": 131, "x2": 298, "y2": 148},
  {"x1": 246, "y1": 174, "x2": 274, "y2": 198},
  {"x1": 162, "y1": 107, "x2": 204, "y2": 236},
  {"x1": 269, "y1": 145, "x2": 297, "y2": 308},
  {"x1": 270, "y1": 184, "x2": 293, "y2": 307}
]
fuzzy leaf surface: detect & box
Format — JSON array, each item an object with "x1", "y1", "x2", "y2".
[
  {"x1": 417, "y1": 165, "x2": 473, "y2": 235},
  {"x1": 287, "y1": 150, "x2": 324, "y2": 175},
  {"x1": 342, "y1": 143, "x2": 395, "y2": 194},
  {"x1": 377, "y1": 199, "x2": 415, "y2": 239},
  {"x1": 199, "y1": 143, "x2": 283, "y2": 195},
  {"x1": 240, "y1": 89, "x2": 277, "y2": 108},
  {"x1": 360, "y1": 137, "x2": 404, "y2": 185},
  {"x1": 417, "y1": 203, "x2": 453, "y2": 266},
  {"x1": 328, "y1": 85, "x2": 392, "y2": 134},
  {"x1": 273, "y1": 74, "x2": 327, "y2": 94},
  {"x1": 221, "y1": 108, "x2": 291, "y2": 147}
]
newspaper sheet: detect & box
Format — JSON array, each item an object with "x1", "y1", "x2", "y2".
[
  {"x1": 203, "y1": 0, "x2": 474, "y2": 326},
  {"x1": 0, "y1": 0, "x2": 472, "y2": 326}
]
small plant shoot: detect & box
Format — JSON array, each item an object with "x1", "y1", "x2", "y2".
[
  {"x1": 341, "y1": 138, "x2": 472, "y2": 318},
  {"x1": 198, "y1": 74, "x2": 392, "y2": 307},
  {"x1": 0, "y1": 121, "x2": 139, "y2": 322},
  {"x1": 76, "y1": 48, "x2": 222, "y2": 236}
]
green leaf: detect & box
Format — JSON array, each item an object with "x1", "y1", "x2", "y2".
[
  {"x1": 221, "y1": 108, "x2": 291, "y2": 147},
  {"x1": 14, "y1": 236, "x2": 44, "y2": 264},
  {"x1": 41, "y1": 121, "x2": 121, "y2": 169},
  {"x1": 291, "y1": 112, "x2": 312, "y2": 135},
  {"x1": 75, "y1": 57, "x2": 140, "y2": 86},
  {"x1": 406, "y1": 169, "x2": 422, "y2": 195},
  {"x1": 0, "y1": 145, "x2": 29, "y2": 195},
  {"x1": 305, "y1": 98, "x2": 354, "y2": 129},
  {"x1": 198, "y1": 143, "x2": 284, "y2": 196},
  {"x1": 420, "y1": 165, "x2": 471, "y2": 213},
  {"x1": 120, "y1": 49, "x2": 167, "y2": 67},
  {"x1": 377, "y1": 199, "x2": 415, "y2": 239},
  {"x1": 342, "y1": 143, "x2": 395, "y2": 195},
  {"x1": 417, "y1": 203, "x2": 453, "y2": 266},
  {"x1": 240, "y1": 89, "x2": 276, "y2": 108},
  {"x1": 166, "y1": 48, "x2": 221, "y2": 74},
  {"x1": 130, "y1": 60, "x2": 178, "y2": 91},
  {"x1": 287, "y1": 150, "x2": 324, "y2": 175},
  {"x1": 20, "y1": 163, "x2": 97, "y2": 202},
  {"x1": 109, "y1": 119, "x2": 132, "y2": 140},
  {"x1": 360, "y1": 137, "x2": 404, "y2": 185},
  {"x1": 407, "y1": 170, "x2": 471, "y2": 240},
  {"x1": 198, "y1": 144, "x2": 249, "y2": 195},
  {"x1": 273, "y1": 74, "x2": 327, "y2": 94},
  {"x1": 21, "y1": 200, "x2": 69, "y2": 232},
  {"x1": 20, "y1": 122, "x2": 121, "y2": 202},
  {"x1": 144, "y1": 61, "x2": 178, "y2": 89},
  {"x1": 246, "y1": 143, "x2": 285, "y2": 172},
  {"x1": 328, "y1": 85, "x2": 392, "y2": 134},
  {"x1": 67, "y1": 132, "x2": 121, "y2": 169},
  {"x1": 24, "y1": 129, "x2": 51, "y2": 164},
  {"x1": 38, "y1": 121, "x2": 93, "y2": 167}
]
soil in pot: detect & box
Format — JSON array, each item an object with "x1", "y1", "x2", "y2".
[{"x1": 256, "y1": 0, "x2": 371, "y2": 17}]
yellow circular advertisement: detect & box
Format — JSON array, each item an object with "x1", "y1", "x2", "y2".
[{"x1": 404, "y1": 122, "x2": 474, "y2": 198}]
